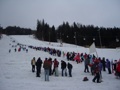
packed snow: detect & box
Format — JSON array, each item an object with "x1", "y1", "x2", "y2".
[{"x1": 0, "y1": 35, "x2": 120, "y2": 90}]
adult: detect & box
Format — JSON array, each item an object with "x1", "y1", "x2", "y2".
[
  {"x1": 31, "y1": 57, "x2": 36, "y2": 72},
  {"x1": 84, "y1": 55, "x2": 90, "y2": 73},
  {"x1": 36, "y1": 57, "x2": 42, "y2": 77},
  {"x1": 48, "y1": 58, "x2": 52, "y2": 76},
  {"x1": 106, "y1": 59, "x2": 111, "y2": 74},
  {"x1": 52, "y1": 58, "x2": 59, "y2": 76},
  {"x1": 116, "y1": 61, "x2": 120, "y2": 78},
  {"x1": 67, "y1": 62, "x2": 73, "y2": 77},
  {"x1": 92, "y1": 63, "x2": 101, "y2": 83},
  {"x1": 61, "y1": 60, "x2": 67, "y2": 76},
  {"x1": 101, "y1": 57, "x2": 106, "y2": 71},
  {"x1": 43, "y1": 58, "x2": 51, "y2": 81}
]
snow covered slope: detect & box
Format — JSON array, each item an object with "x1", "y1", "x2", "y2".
[{"x1": 0, "y1": 35, "x2": 120, "y2": 90}]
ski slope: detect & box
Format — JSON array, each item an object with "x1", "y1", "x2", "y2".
[{"x1": 0, "y1": 35, "x2": 120, "y2": 90}]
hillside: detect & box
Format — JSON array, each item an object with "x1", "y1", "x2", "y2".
[{"x1": 0, "y1": 35, "x2": 120, "y2": 90}]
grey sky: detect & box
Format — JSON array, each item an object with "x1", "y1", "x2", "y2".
[{"x1": 0, "y1": 0, "x2": 120, "y2": 29}]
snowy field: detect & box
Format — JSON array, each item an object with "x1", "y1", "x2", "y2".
[{"x1": 0, "y1": 35, "x2": 120, "y2": 90}]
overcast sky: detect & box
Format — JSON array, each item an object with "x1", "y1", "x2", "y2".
[{"x1": 0, "y1": 0, "x2": 120, "y2": 29}]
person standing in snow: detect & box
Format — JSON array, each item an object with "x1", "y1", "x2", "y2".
[
  {"x1": 98, "y1": 60, "x2": 103, "y2": 81},
  {"x1": 74, "y1": 53, "x2": 81, "y2": 64},
  {"x1": 67, "y1": 62, "x2": 73, "y2": 77},
  {"x1": 31, "y1": 57, "x2": 36, "y2": 72},
  {"x1": 48, "y1": 58, "x2": 52, "y2": 76},
  {"x1": 115, "y1": 61, "x2": 120, "y2": 78},
  {"x1": 101, "y1": 57, "x2": 106, "y2": 71},
  {"x1": 36, "y1": 57, "x2": 42, "y2": 77},
  {"x1": 43, "y1": 58, "x2": 51, "y2": 81},
  {"x1": 52, "y1": 58, "x2": 59, "y2": 76},
  {"x1": 106, "y1": 59, "x2": 111, "y2": 74},
  {"x1": 84, "y1": 55, "x2": 90, "y2": 73},
  {"x1": 92, "y1": 62, "x2": 101, "y2": 83},
  {"x1": 61, "y1": 60, "x2": 67, "y2": 76}
]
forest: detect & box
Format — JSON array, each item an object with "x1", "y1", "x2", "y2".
[{"x1": 35, "y1": 20, "x2": 120, "y2": 48}]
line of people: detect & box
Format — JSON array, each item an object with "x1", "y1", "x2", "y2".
[{"x1": 31, "y1": 57, "x2": 73, "y2": 81}]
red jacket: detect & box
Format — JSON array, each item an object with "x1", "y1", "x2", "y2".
[
  {"x1": 74, "y1": 54, "x2": 80, "y2": 61},
  {"x1": 116, "y1": 63, "x2": 120, "y2": 72},
  {"x1": 53, "y1": 59, "x2": 59, "y2": 68}
]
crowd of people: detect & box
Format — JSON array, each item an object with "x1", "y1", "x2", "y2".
[
  {"x1": 31, "y1": 57, "x2": 73, "y2": 81},
  {"x1": 9, "y1": 39, "x2": 120, "y2": 83}
]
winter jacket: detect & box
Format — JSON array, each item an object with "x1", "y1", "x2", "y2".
[
  {"x1": 98, "y1": 62, "x2": 103, "y2": 71},
  {"x1": 43, "y1": 60, "x2": 50, "y2": 69},
  {"x1": 61, "y1": 61, "x2": 67, "y2": 69},
  {"x1": 116, "y1": 63, "x2": 120, "y2": 72},
  {"x1": 84, "y1": 57, "x2": 90, "y2": 65},
  {"x1": 74, "y1": 53, "x2": 80, "y2": 62},
  {"x1": 36, "y1": 58, "x2": 42, "y2": 68},
  {"x1": 53, "y1": 59, "x2": 59, "y2": 68},
  {"x1": 94, "y1": 64, "x2": 100, "y2": 73},
  {"x1": 31, "y1": 58, "x2": 36, "y2": 65},
  {"x1": 67, "y1": 63, "x2": 73, "y2": 69},
  {"x1": 106, "y1": 59, "x2": 111, "y2": 68}
]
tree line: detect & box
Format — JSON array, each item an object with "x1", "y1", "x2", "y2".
[
  {"x1": 36, "y1": 20, "x2": 120, "y2": 48},
  {"x1": 0, "y1": 20, "x2": 120, "y2": 48},
  {"x1": 0, "y1": 26, "x2": 34, "y2": 35}
]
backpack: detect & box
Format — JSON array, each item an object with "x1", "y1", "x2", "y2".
[{"x1": 83, "y1": 77, "x2": 89, "y2": 81}]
